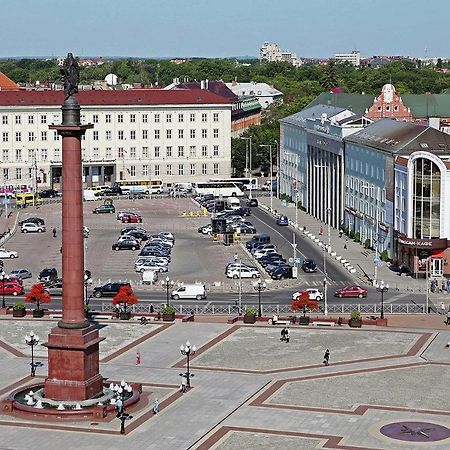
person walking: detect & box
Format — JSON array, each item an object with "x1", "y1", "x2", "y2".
[
  {"x1": 319, "y1": 225, "x2": 323, "y2": 236},
  {"x1": 323, "y1": 349, "x2": 330, "y2": 366},
  {"x1": 153, "y1": 398, "x2": 159, "y2": 416},
  {"x1": 339, "y1": 229, "x2": 343, "y2": 238},
  {"x1": 280, "y1": 327, "x2": 286, "y2": 341},
  {"x1": 440, "y1": 302, "x2": 446, "y2": 315},
  {"x1": 344, "y1": 238, "x2": 348, "y2": 250},
  {"x1": 135, "y1": 351, "x2": 141, "y2": 366},
  {"x1": 284, "y1": 327, "x2": 290, "y2": 343},
  {"x1": 180, "y1": 375, "x2": 187, "y2": 393},
  {"x1": 446, "y1": 308, "x2": 450, "y2": 326},
  {"x1": 52, "y1": 228, "x2": 57, "y2": 238}
]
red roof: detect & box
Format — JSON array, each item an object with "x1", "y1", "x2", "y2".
[
  {"x1": 0, "y1": 89, "x2": 232, "y2": 106},
  {"x1": 0, "y1": 72, "x2": 19, "y2": 91}
]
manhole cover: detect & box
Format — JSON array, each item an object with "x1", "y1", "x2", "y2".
[{"x1": 380, "y1": 422, "x2": 450, "y2": 442}]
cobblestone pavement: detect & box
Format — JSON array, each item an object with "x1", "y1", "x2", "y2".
[{"x1": 0, "y1": 318, "x2": 450, "y2": 449}]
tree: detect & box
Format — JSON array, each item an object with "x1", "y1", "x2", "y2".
[
  {"x1": 320, "y1": 60, "x2": 338, "y2": 91},
  {"x1": 25, "y1": 283, "x2": 51, "y2": 311},
  {"x1": 112, "y1": 285, "x2": 138, "y2": 313},
  {"x1": 291, "y1": 291, "x2": 319, "y2": 317}
]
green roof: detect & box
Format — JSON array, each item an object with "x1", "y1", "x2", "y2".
[{"x1": 307, "y1": 93, "x2": 374, "y2": 116}]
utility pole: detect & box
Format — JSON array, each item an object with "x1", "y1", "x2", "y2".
[
  {"x1": 425, "y1": 257, "x2": 429, "y2": 314},
  {"x1": 260, "y1": 144, "x2": 273, "y2": 211},
  {"x1": 292, "y1": 232, "x2": 298, "y2": 279},
  {"x1": 32, "y1": 149, "x2": 37, "y2": 207},
  {"x1": 241, "y1": 137, "x2": 253, "y2": 198},
  {"x1": 373, "y1": 187, "x2": 380, "y2": 286}
]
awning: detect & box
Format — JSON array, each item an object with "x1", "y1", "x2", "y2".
[{"x1": 432, "y1": 250, "x2": 445, "y2": 258}]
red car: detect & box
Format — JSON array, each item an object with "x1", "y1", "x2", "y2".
[
  {"x1": 0, "y1": 283, "x2": 24, "y2": 296},
  {"x1": 121, "y1": 214, "x2": 142, "y2": 223},
  {"x1": 334, "y1": 285, "x2": 368, "y2": 298},
  {"x1": 0, "y1": 277, "x2": 23, "y2": 287}
]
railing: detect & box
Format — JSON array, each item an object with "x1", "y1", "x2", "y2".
[{"x1": 100, "y1": 302, "x2": 427, "y2": 315}]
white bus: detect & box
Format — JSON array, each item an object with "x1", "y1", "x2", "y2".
[
  {"x1": 114, "y1": 179, "x2": 164, "y2": 194},
  {"x1": 210, "y1": 177, "x2": 258, "y2": 190},
  {"x1": 192, "y1": 181, "x2": 245, "y2": 197}
]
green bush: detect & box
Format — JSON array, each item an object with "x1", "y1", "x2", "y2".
[
  {"x1": 245, "y1": 306, "x2": 257, "y2": 316},
  {"x1": 163, "y1": 305, "x2": 176, "y2": 314},
  {"x1": 380, "y1": 250, "x2": 389, "y2": 262},
  {"x1": 353, "y1": 231, "x2": 361, "y2": 242},
  {"x1": 13, "y1": 302, "x2": 26, "y2": 310},
  {"x1": 364, "y1": 239, "x2": 371, "y2": 249},
  {"x1": 350, "y1": 311, "x2": 361, "y2": 320}
]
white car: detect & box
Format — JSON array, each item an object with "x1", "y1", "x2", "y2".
[
  {"x1": 0, "y1": 248, "x2": 18, "y2": 258},
  {"x1": 135, "y1": 261, "x2": 168, "y2": 273},
  {"x1": 21, "y1": 222, "x2": 46, "y2": 233},
  {"x1": 158, "y1": 232, "x2": 175, "y2": 241},
  {"x1": 227, "y1": 267, "x2": 260, "y2": 279},
  {"x1": 135, "y1": 257, "x2": 169, "y2": 267},
  {"x1": 253, "y1": 248, "x2": 277, "y2": 259},
  {"x1": 150, "y1": 237, "x2": 174, "y2": 247},
  {"x1": 292, "y1": 288, "x2": 323, "y2": 302}
]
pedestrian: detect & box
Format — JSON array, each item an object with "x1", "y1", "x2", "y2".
[
  {"x1": 441, "y1": 302, "x2": 446, "y2": 315},
  {"x1": 153, "y1": 398, "x2": 159, "y2": 415},
  {"x1": 339, "y1": 229, "x2": 343, "y2": 238},
  {"x1": 323, "y1": 349, "x2": 330, "y2": 366},
  {"x1": 446, "y1": 309, "x2": 450, "y2": 326},
  {"x1": 52, "y1": 227, "x2": 57, "y2": 238},
  {"x1": 136, "y1": 351, "x2": 141, "y2": 365},
  {"x1": 442, "y1": 281, "x2": 447, "y2": 293},
  {"x1": 280, "y1": 327, "x2": 286, "y2": 341},
  {"x1": 319, "y1": 225, "x2": 323, "y2": 236},
  {"x1": 338, "y1": 317, "x2": 343, "y2": 326},
  {"x1": 447, "y1": 279, "x2": 450, "y2": 294},
  {"x1": 344, "y1": 238, "x2": 348, "y2": 250},
  {"x1": 115, "y1": 397, "x2": 124, "y2": 417},
  {"x1": 285, "y1": 327, "x2": 290, "y2": 343},
  {"x1": 180, "y1": 375, "x2": 187, "y2": 393}
]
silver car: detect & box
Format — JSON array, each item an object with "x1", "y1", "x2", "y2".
[{"x1": 10, "y1": 268, "x2": 32, "y2": 279}]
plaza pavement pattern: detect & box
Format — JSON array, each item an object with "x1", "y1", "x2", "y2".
[{"x1": 0, "y1": 318, "x2": 450, "y2": 449}]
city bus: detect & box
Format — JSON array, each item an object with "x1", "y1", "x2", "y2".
[
  {"x1": 192, "y1": 181, "x2": 245, "y2": 197},
  {"x1": 210, "y1": 177, "x2": 258, "y2": 190},
  {"x1": 113, "y1": 179, "x2": 164, "y2": 195},
  {"x1": 0, "y1": 184, "x2": 32, "y2": 198}
]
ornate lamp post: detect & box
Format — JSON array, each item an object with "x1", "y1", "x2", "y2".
[
  {"x1": 253, "y1": 280, "x2": 266, "y2": 317},
  {"x1": 161, "y1": 276, "x2": 174, "y2": 307},
  {"x1": 0, "y1": 271, "x2": 9, "y2": 309},
  {"x1": 375, "y1": 280, "x2": 389, "y2": 319},
  {"x1": 110, "y1": 380, "x2": 133, "y2": 434},
  {"x1": 25, "y1": 331, "x2": 40, "y2": 377},
  {"x1": 180, "y1": 341, "x2": 196, "y2": 388}
]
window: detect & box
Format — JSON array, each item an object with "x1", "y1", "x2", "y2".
[
  {"x1": 54, "y1": 148, "x2": 61, "y2": 160},
  {"x1": 40, "y1": 115, "x2": 47, "y2": 124},
  {"x1": 166, "y1": 129, "x2": 172, "y2": 139},
  {"x1": 142, "y1": 114, "x2": 148, "y2": 123},
  {"x1": 190, "y1": 146, "x2": 197, "y2": 157},
  {"x1": 142, "y1": 147, "x2": 149, "y2": 158},
  {"x1": 190, "y1": 113, "x2": 195, "y2": 122},
  {"x1": 28, "y1": 132, "x2": 35, "y2": 142},
  {"x1": 15, "y1": 132, "x2": 21, "y2": 142},
  {"x1": 93, "y1": 147, "x2": 99, "y2": 158},
  {"x1": 154, "y1": 164, "x2": 160, "y2": 176},
  {"x1": 202, "y1": 129, "x2": 207, "y2": 138},
  {"x1": 213, "y1": 128, "x2": 219, "y2": 138},
  {"x1": 142, "y1": 130, "x2": 148, "y2": 140},
  {"x1": 118, "y1": 114, "x2": 123, "y2": 123},
  {"x1": 178, "y1": 129, "x2": 184, "y2": 139},
  {"x1": 154, "y1": 114, "x2": 160, "y2": 123},
  {"x1": 2, "y1": 115, "x2": 7, "y2": 125},
  {"x1": 28, "y1": 149, "x2": 34, "y2": 161},
  {"x1": 142, "y1": 165, "x2": 148, "y2": 176},
  {"x1": 15, "y1": 149, "x2": 22, "y2": 161},
  {"x1": 2, "y1": 132, "x2": 8, "y2": 142},
  {"x1": 130, "y1": 114, "x2": 136, "y2": 123},
  {"x1": 93, "y1": 131, "x2": 99, "y2": 141},
  {"x1": 54, "y1": 131, "x2": 59, "y2": 141},
  {"x1": 178, "y1": 146, "x2": 184, "y2": 157},
  {"x1": 190, "y1": 163, "x2": 196, "y2": 175},
  {"x1": 106, "y1": 131, "x2": 112, "y2": 141},
  {"x1": 202, "y1": 163, "x2": 207, "y2": 175},
  {"x1": 154, "y1": 146, "x2": 160, "y2": 158},
  {"x1": 166, "y1": 114, "x2": 172, "y2": 123},
  {"x1": 178, "y1": 164, "x2": 184, "y2": 176},
  {"x1": 213, "y1": 145, "x2": 219, "y2": 156},
  {"x1": 166, "y1": 164, "x2": 172, "y2": 175},
  {"x1": 15, "y1": 115, "x2": 21, "y2": 125},
  {"x1": 130, "y1": 147, "x2": 136, "y2": 158},
  {"x1": 386, "y1": 106, "x2": 390, "y2": 112},
  {"x1": 130, "y1": 130, "x2": 136, "y2": 140},
  {"x1": 16, "y1": 168, "x2": 22, "y2": 180},
  {"x1": 166, "y1": 146, "x2": 172, "y2": 157},
  {"x1": 118, "y1": 147, "x2": 125, "y2": 158},
  {"x1": 105, "y1": 114, "x2": 111, "y2": 123},
  {"x1": 118, "y1": 130, "x2": 125, "y2": 140},
  {"x1": 28, "y1": 115, "x2": 34, "y2": 125},
  {"x1": 201, "y1": 145, "x2": 207, "y2": 157},
  {"x1": 394, "y1": 105, "x2": 399, "y2": 112},
  {"x1": 190, "y1": 129, "x2": 196, "y2": 139},
  {"x1": 130, "y1": 165, "x2": 136, "y2": 176},
  {"x1": 92, "y1": 114, "x2": 98, "y2": 123},
  {"x1": 154, "y1": 130, "x2": 160, "y2": 139},
  {"x1": 41, "y1": 148, "x2": 48, "y2": 161},
  {"x1": 178, "y1": 113, "x2": 184, "y2": 123},
  {"x1": 213, "y1": 112, "x2": 219, "y2": 122},
  {"x1": 2, "y1": 150, "x2": 8, "y2": 162},
  {"x1": 41, "y1": 131, "x2": 47, "y2": 141},
  {"x1": 106, "y1": 147, "x2": 112, "y2": 158},
  {"x1": 201, "y1": 113, "x2": 207, "y2": 122}
]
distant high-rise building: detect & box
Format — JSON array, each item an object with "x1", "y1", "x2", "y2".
[
  {"x1": 334, "y1": 50, "x2": 361, "y2": 67},
  {"x1": 260, "y1": 42, "x2": 302, "y2": 67}
]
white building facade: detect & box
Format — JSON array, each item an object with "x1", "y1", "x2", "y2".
[
  {"x1": 0, "y1": 89, "x2": 232, "y2": 189},
  {"x1": 260, "y1": 42, "x2": 302, "y2": 67},
  {"x1": 334, "y1": 50, "x2": 361, "y2": 67}
]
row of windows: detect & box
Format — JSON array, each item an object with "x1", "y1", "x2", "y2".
[
  {"x1": 345, "y1": 194, "x2": 386, "y2": 222},
  {"x1": 376, "y1": 105, "x2": 400, "y2": 112},
  {"x1": 1, "y1": 112, "x2": 221, "y2": 126},
  {"x1": 2, "y1": 131, "x2": 59, "y2": 142}
]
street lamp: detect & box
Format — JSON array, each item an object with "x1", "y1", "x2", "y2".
[
  {"x1": 0, "y1": 271, "x2": 9, "y2": 309},
  {"x1": 234, "y1": 254, "x2": 242, "y2": 313},
  {"x1": 25, "y1": 331, "x2": 40, "y2": 377},
  {"x1": 180, "y1": 341, "x2": 196, "y2": 388},
  {"x1": 375, "y1": 280, "x2": 389, "y2": 319},
  {"x1": 161, "y1": 276, "x2": 174, "y2": 307},
  {"x1": 260, "y1": 144, "x2": 273, "y2": 211},
  {"x1": 241, "y1": 137, "x2": 253, "y2": 199},
  {"x1": 110, "y1": 380, "x2": 133, "y2": 434},
  {"x1": 253, "y1": 280, "x2": 266, "y2": 317}
]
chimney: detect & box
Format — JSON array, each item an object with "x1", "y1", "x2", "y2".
[
  {"x1": 232, "y1": 79, "x2": 237, "y2": 86},
  {"x1": 205, "y1": 79, "x2": 209, "y2": 89},
  {"x1": 200, "y1": 80, "x2": 205, "y2": 89}
]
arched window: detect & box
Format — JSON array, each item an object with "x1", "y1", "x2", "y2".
[{"x1": 412, "y1": 158, "x2": 440, "y2": 238}]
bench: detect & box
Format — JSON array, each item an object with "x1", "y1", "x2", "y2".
[
  {"x1": 91, "y1": 315, "x2": 112, "y2": 320},
  {"x1": 312, "y1": 321, "x2": 335, "y2": 327},
  {"x1": 227, "y1": 315, "x2": 239, "y2": 324},
  {"x1": 268, "y1": 319, "x2": 290, "y2": 326},
  {"x1": 182, "y1": 314, "x2": 195, "y2": 322},
  {"x1": 49, "y1": 314, "x2": 63, "y2": 319}
]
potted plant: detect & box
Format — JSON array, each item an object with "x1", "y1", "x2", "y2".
[
  {"x1": 112, "y1": 285, "x2": 138, "y2": 320},
  {"x1": 243, "y1": 306, "x2": 257, "y2": 324},
  {"x1": 291, "y1": 291, "x2": 319, "y2": 325},
  {"x1": 162, "y1": 305, "x2": 176, "y2": 321},
  {"x1": 25, "y1": 283, "x2": 51, "y2": 318},
  {"x1": 349, "y1": 311, "x2": 362, "y2": 328},
  {"x1": 12, "y1": 301, "x2": 26, "y2": 317},
  {"x1": 84, "y1": 304, "x2": 91, "y2": 319}
]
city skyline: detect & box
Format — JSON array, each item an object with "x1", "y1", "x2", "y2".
[{"x1": 0, "y1": 0, "x2": 448, "y2": 59}]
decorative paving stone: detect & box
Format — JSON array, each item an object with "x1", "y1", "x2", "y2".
[{"x1": 380, "y1": 422, "x2": 450, "y2": 442}]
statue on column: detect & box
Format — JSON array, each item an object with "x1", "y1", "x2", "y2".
[{"x1": 60, "y1": 53, "x2": 79, "y2": 100}]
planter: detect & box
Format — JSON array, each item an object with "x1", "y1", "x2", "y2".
[
  {"x1": 349, "y1": 318, "x2": 362, "y2": 328},
  {"x1": 376, "y1": 318, "x2": 388, "y2": 327},
  {"x1": 162, "y1": 313, "x2": 175, "y2": 322},
  {"x1": 13, "y1": 308, "x2": 26, "y2": 317},
  {"x1": 119, "y1": 311, "x2": 131, "y2": 320},
  {"x1": 299, "y1": 316, "x2": 310, "y2": 326},
  {"x1": 243, "y1": 314, "x2": 256, "y2": 324},
  {"x1": 32, "y1": 309, "x2": 44, "y2": 318}
]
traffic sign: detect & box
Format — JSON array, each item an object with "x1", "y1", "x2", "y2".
[
  {"x1": 294, "y1": 257, "x2": 301, "y2": 264},
  {"x1": 288, "y1": 258, "x2": 294, "y2": 263},
  {"x1": 373, "y1": 256, "x2": 380, "y2": 263},
  {"x1": 377, "y1": 261, "x2": 384, "y2": 267}
]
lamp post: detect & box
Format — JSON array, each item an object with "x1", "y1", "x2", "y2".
[
  {"x1": 234, "y1": 254, "x2": 242, "y2": 313},
  {"x1": 25, "y1": 331, "x2": 40, "y2": 377},
  {"x1": 241, "y1": 137, "x2": 253, "y2": 198},
  {"x1": 260, "y1": 144, "x2": 273, "y2": 211},
  {"x1": 253, "y1": 280, "x2": 266, "y2": 317},
  {"x1": 180, "y1": 341, "x2": 196, "y2": 388},
  {"x1": 110, "y1": 380, "x2": 133, "y2": 434},
  {"x1": 1, "y1": 271, "x2": 9, "y2": 309},
  {"x1": 161, "y1": 276, "x2": 174, "y2": 307},
  {"x1": 375, "y1": 279, "x2": 389, "y2": 319}
]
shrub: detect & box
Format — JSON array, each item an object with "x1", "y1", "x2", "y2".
[
  {"x1": 245, "y1": 306, "x2": 257, "y2": 316},
  {"x1": 112, "y1": 285, "x2": 138, "y2": 312},
  {"x1": 353, "y1": 231, "x2": 361, "y2": 242},
  {"x1": 350, "y1": 311, "x2": 361, "y2": 320},
  {"x1": 162, "y1": 305, "x2": 176, "y2": 314},
  {"x1": 13, "y1": 302, "x2": 26, "y2": 310},
  {"x1": 364, "y1": 239, "x2": 371, "y2": 249},
  {"x1": 25, "y1": 283, "x2": 51, "y2": 310},
  {"x1": 380, "y1": 250, "x2": 389, "y2": 262},
  {"x1": 291, "y1": 291, "x2": 319, "y2": 316}
]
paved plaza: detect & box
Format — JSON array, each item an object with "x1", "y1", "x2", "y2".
[{"x1": 0, "y1": 317, "x2": 450, "y2": 449}]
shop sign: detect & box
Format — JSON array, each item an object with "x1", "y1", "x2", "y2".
[{"x1": 397, "y1": 237, "x2": 448, "y2": 249}]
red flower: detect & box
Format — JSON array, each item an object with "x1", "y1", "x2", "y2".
[{"x1": 25, "y1": 283, "x2": 51, "y2": 310}]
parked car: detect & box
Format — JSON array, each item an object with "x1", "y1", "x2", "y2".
[
  {"x1": 139, "y1": 249, "x2": 171, "y2": 260},
  {"x1": 158, "y1": 232, "x2": 175, "y2": 242},
  {"x1": 18, "y1": 217, "x2": 45, "y2": 227},
  {"x1": 0, "y1": 248, "x2": 18, "y2": 259},
  {"x1": 171, "y1": 284, "x2": 206, "y2": 300},
  {"x1": 198, "y1": 224, "x2": 212, "y2": 235},
  {"x1": 1, "y1": 276, "x2": 23, "y2": 286},
  {"x1": 233, "y1": 207, "x2": 252, "y2": 217},
  {"x1": 124, "y1": 230, "x2": 148, "y2": 241},
  {"x1": 246, "y1": 198, "x2": 259, "y2": 207},
  {"x1": 93, "y1": 204, "x2": 115, "y2": 214},
  {"x1": 38, "y1": 267, "x2": 58, "y2": 284},
  {"x1": 227, "y1": 267, "x2": 260, "y2": 279},
  {"x1": 270, "y1": 266, "x2": 292, "y2": 280},
  {"x1": 232, "y1": 223, "x2": 256, "y2": 234},
  {"x1": 39, "y1": 188, "x2": 59, "y2": 198},
  {"x1": 334, "y1": 285, "x2": 368, "y2": 298},
  {"x1": 250, "y1": 243, "x2": 277, "y2": 254},
  {"x1": 292, "y1": 288, "x2": 323, "y2": 302},
  {"x1": 117, "y1": 211, "x2": 136, "y2": 220},
  {"x1": 9, "y1": 269, "x2": 32, "y2": 279},
  {"x1": 135, "y1": 256, "x2": 169, "y2": 267},
  {"x1": 44, "y1": 280, "x2": 63, "y2": 296},
  {"x1": 21, "y1": 222, "x2": 46, "y2": 233},
  {"x1": 225, "y1": 262, "x2": 257, "y2": 274},
  {"x1": 135, "y1": 261, "x2": 169, "y2": 273},
  {"x1": 253, "y1": 248, "x2": 278, "y2": 259},
  {"x1": 112, "y1": 239, "x2": 140, "y2": 251},
  {"x1": 276, "y1": 215, "x2": 289, "y2": 226},
  {"x1": 93, "y1": 282, "x2": 131, "y2": 298},
  {"x1": 261, "y1": 256, "x2": 287, "y2": 268},
  {"x1": 301, "y1": 259, "x2": 318, "y2": 273},
  {"x1": 121, "y1": 226, "x2": 147, "y2": 235},
  {"x1": 121, "y1": 213, "x2": 142, "y2": 223},
  {"x1": 0, "y1": 283, "x2": 23, "y2": 296},
  {"x1": 246, "y1": 233, "x2": 271, "y2": 250}
]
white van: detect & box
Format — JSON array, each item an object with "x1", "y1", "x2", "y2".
[
  {"x1": 171, "y1": 283, "x2": 207, "y2": 300},
  {"x1": 142, "y1": 270, "x2": 158, "y2": 285},
  {"x1": 226, "y1": 196, "x2": 240, "y2": 210},
  {"x1": 83, "y1": 189, "x2": 97, "y2": 201}
]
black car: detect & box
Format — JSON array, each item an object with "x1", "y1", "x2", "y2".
[
  {"x1": 266, "y1": 261, "x2": 291, "y2": 273},
  {"x1": 120, "y1": 226, "x2": 147, "y2": 235},
  {"x1": 270, "y1": 266, "x2": 293, "y2": 280},
  {"x1": 19, "y1": 217, "x2": 45, "y2": 227},
  {"x1": 246, "y1": 198, "x2": 259, "y2": 207},
  {"x1": 112, "y1": 239, "x2": 140, "y2": 251},
  {"x1": 259, "y1": 255, "x2": 285, "y2": 267},
  {"x1": 143, "y1": 245, "x2": 171, "y2": 256},
  {"x1": 39, "y1": 189, "x2": 59, "y2": 198},
  {"x1": 233, "y1": 207, "x2": 252, "y2": 217},
  {"x1": 38, "y1": 267, "x2": 58, "y2": 284},
  {"x1": 302, "y1": 259, "x2": 317, "y2": 273},
  {"x1": 139, "y1": 248, "x2": 171, "y2": 259},
  {"x1": 124, "y1": 230, "x2": 148, "y2": 241},
  {"x1": 93, "y1": 282, "x2": 131, "y2": 298}
]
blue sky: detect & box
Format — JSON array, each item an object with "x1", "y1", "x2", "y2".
[{"x1": 0, "y1": 0, "x2": 447, "y2": 58}]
